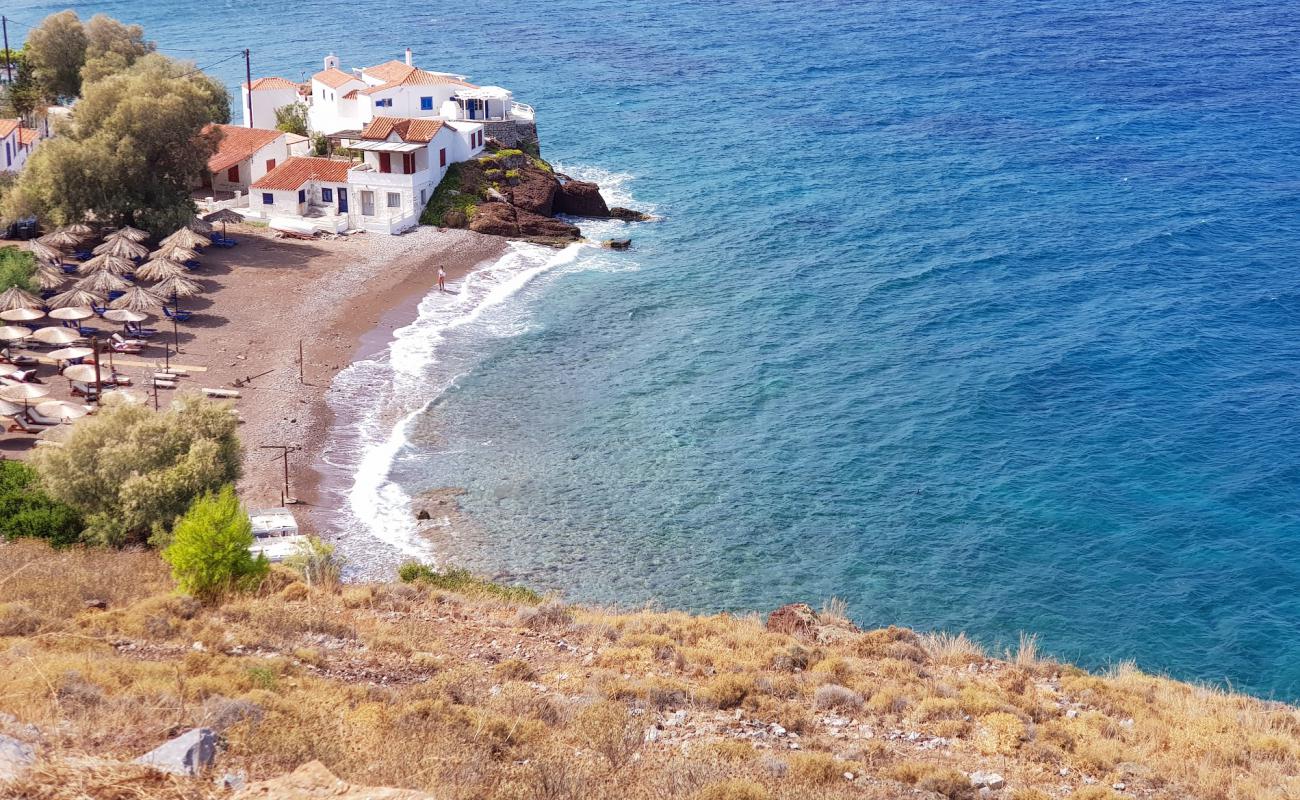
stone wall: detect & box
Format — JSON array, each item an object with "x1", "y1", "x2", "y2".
[{"x1": 482, "y1": 120, "x2": 539, "y2": 148}]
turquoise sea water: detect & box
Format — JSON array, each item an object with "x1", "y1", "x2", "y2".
[{"x1": 11, "y1": 1, "x2": 1300, "y2": 699}]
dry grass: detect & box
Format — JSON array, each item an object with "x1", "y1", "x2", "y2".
[{"x1": 1, "y1": 540, "x2": 1297, "y2": 800}]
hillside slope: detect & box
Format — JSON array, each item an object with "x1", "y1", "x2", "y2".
[{"x1": 0, "y1": 539, "x2": 1296, "y2": 799}]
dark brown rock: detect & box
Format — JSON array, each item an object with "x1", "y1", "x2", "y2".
[
  {"x1": 555, "y1": 180, "x2": 610, "y2": 217},
  {"x1": 442, "y1": 210, "x2": 467, "y2": 229},
  {"x1": 516, "y1": 208, "x2": 581, "y2": 240},
  {"x1": 467, "y1": 203, "x2": 520, "y2": 237},
  {"x1": 767, "y1": 603, "x2": 820, "y2": 640},
  {"x1": 610, "y1": 207, "x2": 653, "y2": 222},
  {"x1": 468, "y1": 203, "x2": 581, "y2": 242},
  {"x1": 509, "y1": 169, "x2": 559, "y2": 216},
  {"x1": 603, "y1": 238, "x2": 632, "y2": 250}
]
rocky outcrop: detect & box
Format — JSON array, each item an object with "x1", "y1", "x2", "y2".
[
  {"x1": 134, "y1": 727, "x2": 216, "y2": 776},
  {"x1": 232, "y1": 760, "x2": 438, "y2": 799},
  {"x1": 508, "y1": 169, "x2": 558, "y2": 217},
  {"x1": 554, "y1": 180, "x2": 610, "y2": 217},
  {"x1": 610, "y1": 206, "x2": 654, "y2": 222},
  {"x1": 469, "y1": 202, "x2": 581, "y2": 244}
]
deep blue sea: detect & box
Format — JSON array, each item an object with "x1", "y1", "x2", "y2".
[{"x1": 12, "y1": 1, "x2": 1300, "y2": 699}]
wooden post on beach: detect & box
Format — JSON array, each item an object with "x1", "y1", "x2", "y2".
[
  {"x1": 260, "y1": 444, "x2": 301, "y2": 505},
  {"x1": 151, "y1": 378, "x2": 159, "y2": 411},
  {"x1": 298, "y1": 339, "x2": 304, "y2": 384},
  {"x1": 91, "y1": 337, "x2": 102, "y2": 405}
]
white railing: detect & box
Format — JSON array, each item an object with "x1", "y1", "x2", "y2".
[
  {"x1": 348, "y1": 166, "x2": 426, "y2": 188},
  {"x1": 509, "y1": 102, "x2": 535, "y2": 121},
  {"x1": 353, "y1": 207, "x2": 419, "y2": 234}
]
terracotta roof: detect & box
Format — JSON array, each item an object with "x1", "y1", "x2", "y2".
[
  {"x1": 206, "y1": 124, "x2": 284, "y2": 173},
  {"x1": 312, "y1": 67, "x2": 360, "y2": 89},
  {"x1": 244, "y1": 76, "x2": 299, "y2": 91},
  {"x1": 363, "y1": 60, "x2": 415, "y2": 83},
  {"x1": 17, "y1": 128, "x2": 39, "y2": 146},
  {"x1": 342, "y1": 89, "x2": 360, "y2": 100},
  {"x1": 358, "y1": 117, "x2": 446, "y2": 143},
  {"x1": 360, "y1": 66, "x2": 477, "y2": 95},
  {"x1": 251, "y1": 157, "x2": 352, "y2": 190},
  {"x1": 0, "y1": 119, "x2": 18, "y2": 138}
]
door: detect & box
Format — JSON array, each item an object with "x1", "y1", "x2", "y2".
[
  {"x1": 360, "y1": 191, "x2": 374, "y2": 216},
  {"x1": 338, "y1": 188, "x2": 348, "y2": 213},
  {"x1": 378, "y1": 152, "x2": 391, "y2": 173}
]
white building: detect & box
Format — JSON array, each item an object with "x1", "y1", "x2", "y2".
[
  {"x1": 203, "y1": 124, "x2": 296, "y2": 194},
  {"x1": 240, "y1": 77, "x2": 304, "y2": 129},
  {"x1": 0, "y1": 118, "x2": 42, "y2": 172}
]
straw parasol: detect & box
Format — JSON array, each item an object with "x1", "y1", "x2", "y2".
[
  {"x1": 150, "y1": 242, "x2": 200, "y2": 262},
  {"x1": 109, "y1": 285, "x2": 165, "y2": 313},
  {"x1": 186, "y1": 215, "x2": 215, "y2": 235},
  {"x1": 134, "y1": 258, "x2": 188, "y2": 282},
  {"x1": 62, "y1": 364, "x2": 99, "y2": 382},
  {"x1": 0, "y1": 307, "x2": 44, "y2": 323},
  {"x1": 0, "y1": 398, "x2": 22, "y2": 417},
  {"x1": 154, "y1": 274, "x2": 202, "y2": 300},
  {"x1": 48, "y1": 288, "x2": 105, "y2": 309},
  {"x1": 102, "y1": 388, "x2": 146, "y2": 406},
  {"x1": 161, "y1": 228, "x2": 210, "y2": 249},
  {"x1": 0, "y1": 382, "x2": 50, "y2": 410},
  {"x1": 27, "y1": 240, "x2": 63, "y2": 262},
  {"x1": 65, "y1": 222, "x2": 95, "y2": 238},
  {"x1": 78, "y1": 254, "x2": 135, "y2": 276},
  {"x1": 92, "y1": 237, "x2": 149, "y2": 260},
  {"x1": 35, "y1": 400, "x2": 90, "y2": 422},
  {"x1": 74, "y1": 271, "x2": 131, "y2": 295},
  {"x1": 29, "y1": 326, "x2": 82, "y2": 345},
  {"x1": 39, "y1": 229, "x2": 81, "y2": 249},
  {"x1": 48, "y1": 346, "x2": 94, "y2": 361},
  {"x1": 104, "y1": 308, "x2": 149, "y2": 324},
  {"x1": 202, "y1": 208, "x2": 243, "y2": 238},
  {"x1": 0, "y1": 325, "x2": 31, "y2": 341},
  {"x1": 48, "y1": 306, "x2": 94, "y2": 322},
  {"x1": 0, "y1": 286, "x2": 43, "y2": 311},
  {"x1": 111, "y1": 226, "x2": 150, "y2": 242},
  {"x1": 34, "y1": 264, "x2": 67, "y2": 291}
]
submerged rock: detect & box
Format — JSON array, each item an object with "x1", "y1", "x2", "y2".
[
  {"x1": 603, "y1": 238, "x2": 632, "y2": 250},
  {"x1": 610, "y1": 206, "x2": 654, "y2": 222}
]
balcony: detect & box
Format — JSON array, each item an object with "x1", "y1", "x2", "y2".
[{"x1": 347, "y1": 163, "x2": 426, "y2": 188}]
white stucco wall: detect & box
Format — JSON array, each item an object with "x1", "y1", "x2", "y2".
[
  {"x1": 211, "y1": 138, "x2": 291, "y2": 193},
  {"x1": 241, "y1": 87, "x2": 300, "y2": 129}
]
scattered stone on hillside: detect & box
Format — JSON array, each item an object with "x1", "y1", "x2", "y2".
[
  {"x1": 232, "y1": 760, "x2": 438, "y2": 799},
  {"x1": 766, "y1": 603, "x2": 820, "y2": 640},
  {"x1": 218, "y1": 771, "x2": 247, "y2": 791},
  {"x1": 0, "y1": 734, "x2": 35, "y2": 782},
  {"x1": 969, "y1": 771, "x2": 1005, "y2": 789},
  {"x1": 555, "y1": 180, "x2": 610, "y2": 217},
  {"x1": 603, "y1": 238, "x2": 632, "y2": 250},
  {"x1": 134, "y1": 727, "x2": 216, "y2": 776},
  {"x1": 83, "y1": 599, "x2": 107, "y2": 610},
  {"x1": 610, "y1": 206, "x2": 654, "y2": 221}
]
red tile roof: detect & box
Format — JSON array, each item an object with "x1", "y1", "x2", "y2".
[
  {"x1": 17, "y1": 128, "x2": 39, "y2": 146},
  {"x1": 244, "y1": 76, "x2": 300, "y2": 91},
  {"x1": 205, "y1": 124, "x2": 284, "y2": 173},
  {"x1": 342, "y1": 88, "x2": 360, "y2": 100},
  {"x1": 0, "y1": 119, "x2": 19, "y2": 138},
  {"x1": 362, "y1": 60, "x2": 415, "y2": 83},
  {"x1": 251, "y1": 157, "x2": 352, "y2": 190},
  {"x1": 360, "y1": 66, "x2": 477, "y2": 95},
  {"x1": 313, "y1": 67, "x2": 360, "y2": 89},
  {"x1": 358, "y1": 117, "x2": 446, "y2": 143}
]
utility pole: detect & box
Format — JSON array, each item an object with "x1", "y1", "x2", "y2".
[
  {"x1": 2, "y1": 17, "x2": 12, "y2": 84},
  {"x1": 260, "y1": 444, "x2": 301, "y2": 505},
  {"x1": 244, "y1": 48, "x2": 253, "y2": 127}
]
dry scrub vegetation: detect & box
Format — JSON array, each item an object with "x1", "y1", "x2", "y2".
[{"x1": 1, "y1": 539, "x2": 1297, "y2": 799}]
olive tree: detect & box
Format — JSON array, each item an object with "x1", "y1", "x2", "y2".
[
  {"x1": 31, "y1": 394, "x2": 242, "y2": 546},
  {"x1": 23, "y1": 10, "x2": 87, "y2": 101},
  {"x1": 81, "y1": 15, "x2": 155, "y2": 85}
]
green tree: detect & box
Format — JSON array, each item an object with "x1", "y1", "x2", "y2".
[
  {"x1": 274, "y1": 102, "x2": 309, "y2": 136},
  {"x1": 31, "y1": 394, "x2": 242, "y2": 546},
  {"x1": 4, "y1": 53, "x2": 230, "y2": 230},
  {"x1": 163, "y1": 485, "x2": 267, "y2": 601},
  {"x1": 0, "y1": 246, "x2": 36, "y2": 291},
  {"x1": 284, "y1": 536, "x2": 346, "y2": 589},
  {"x1": 81, "y1": 15, "x2": 155, "y2": 86},
  {"x1": 0, "y1": 47, "x2": 42, "y2": 118},
  {"x1": 0, "y1": 461, "x2": 83, "y2": 547},
  {"x1": 24, "y1": 11, "x2": 87, "y2": 101}
]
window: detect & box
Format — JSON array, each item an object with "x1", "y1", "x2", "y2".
[
  {"x1": 439, "y1": 148, "x2": 447, "y2": 167},
  {"x1": 420, "y1": 96, "x2": 433, "y2": 111},
  {"x1": 402, "y1": 153, "x2": 415, "y2": 173},
  {"x1": 420, "y1": 188, "x2": 427, "y2": 205},
  {"x1": 387, "y1": 192, "x2": 401, "y2": 208},
  {"x1": 322, "y1": 187, "x2": 333, "y2": 202},
  {"x1": 378, "y1": 152, "x2": 391, "y2": 173},
  {"x1": 226, "y1": 165, "x2": 239, "y2": 183},
  {"x1": 265, "y1": 158, "x2": 276, "y2": 172},
  {"x1": 374, "y1": 98, "x2": 392, "y2": 108},
  {"x1": 4, "y1": 142, "x2": 9, "y2": 167},
  {"x1": 298, "y1": 189, "x2": 306, "y2": 203},
  {"x1": 262, "y1": 193, "x2": 274, "y2": 205}
]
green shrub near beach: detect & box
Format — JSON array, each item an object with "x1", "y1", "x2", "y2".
[
  {"x1": 162, "y1": 484, "x2": 267, "y2": 601},
  {"x1": 0, "y1": 247, "x2": 37, "y2": 292},
  {"x1": 0, "y1": 461, "x2": 83, "y2": 547},
  {"x1": 398, "y1": 561, "x2": 542, "y2": 604},
  {"x1": 420, "y1": 161, "x2": 480, "y2": 226}
]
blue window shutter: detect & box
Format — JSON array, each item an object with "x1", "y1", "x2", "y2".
[
  {"x1": 322, "y1": 188, "x2": 333, "y2": 202},
  {"x1": 420, "y1": 96, "x2": 433, "y2": 110},
  {"x1": 262, "y1": 193, "x2": 273, "y2": 205},
  {"x1": 298, "y1": 189, "x2": 306, "y2": 203}
]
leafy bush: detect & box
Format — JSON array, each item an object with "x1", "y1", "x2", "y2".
[
  {"x1": 32, "y1": 393, "x2": 242, "y2": 546},
  {"x1": 0, "y1": 461, "x2": 83, "y2": 546},
  {"x1": 283, "y1": 535, "x2": 345, "y2": 589},
  {"x1": 0, "y1": 246, "x2": 36, "y2": 291},
  {"x1": 420, "y1": 161, "x2": 479, "y2": 226},
  {"x1": 398, "y1": 561, "x2": 541, "y2": 604},
  {"x1": 274, "y1": 101, "x2": 309, "y2": 136},
  {"x1": 162, "y1": 485, "x2": 267, "y2": 601}
]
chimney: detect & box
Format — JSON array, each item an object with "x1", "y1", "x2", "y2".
[
  {"x1": 405, "y1": 48, "x2": 413, "y2": 66},
  {"x1": 324, "y1": 53, "x2": 339, "y2": 71}
]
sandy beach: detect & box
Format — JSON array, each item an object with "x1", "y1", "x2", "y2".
[{"x1": 1, "y1": 224, "x2": 508, "y2": 540}]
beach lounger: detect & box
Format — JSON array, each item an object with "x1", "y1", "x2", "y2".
[
  {"x1": 7, "y1": 413, "x2": 51, "y2": 433},
  {"x1": 163, "y1": 307, "x2": 193, "y2": 322},
  {"x1": 210, "y1": 235, "x2": 238, "y2": 247},
  {"x1": 60, "y1": 263, "x2": 78, "y2": 274},
  {"x1": 203, "y1": 388, "x2": 240, "y2": 399},
  {"x1": 70, "y1": 381, "x2": 101, "y2": 399},
  {"x1": 77, "y1": 325, "x2": 102, "y2": 337}
]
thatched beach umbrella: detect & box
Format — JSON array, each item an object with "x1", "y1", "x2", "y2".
[
  {"x1": 203, "y1": 208, "x2": 242, "y2": 238},
  {"x1": 62, "y1": 364, "x2": 98, "y2": 382},
  {"x1": 0, "y1": 325, "x2": 31, "y2": 341},
  {"x1": 35, "y1": 400, "x2": 90, "y2": 422},
  {"x1": 65, "y1": 222, "x2": 95, "y2": 239},
  {"x1": 29, "y1": 326, "x2": 82, "y2": 345},
  {"x1": 74, "y1": 271, "x2": 130, "y2": 295},
  {"x1": 0, "y1": 286, "x2": 43, "y2": 311},
  {"x1": 48, "y1": 346, "x2": 94, "y2": 361},
  {"x1": 160, "y1": 227, "x2": 209, "y2": 250},
  {"x1": 186, "y1": 215, "x2": 214, "y2": 235},
  {"x1": 0, "y1": 382, "x2": 49, "y2": 411},
  {"x1": 153, "y1": 274, "x2": 202, "y2": 301},
  {"x1": 27, "y1": 240, "x2": 63, "y2": 262},
  {"x1": 78, "y1": 254, "x2": 135, "y2": 276},
  {"x1": 103, "y1": 309, "x2": 149, "y2": 325},
  {"x1": 93, "y1": 237, "x2": 149, "y2": 260},
  {"x1": 48, "y1": 288, "x2": 105, "y2": 309},
  {"x1": 48, "y1": 307, "x2": 94, "y2": 323},
  {"x1": 134, "y1": 258, "x2": 188, "y2": 282},
  {"x1": 39, "y1": 229, "x2": 81, "y2": 249},
  {"x1": 149, "y1": 243, "x2": 199, "y2": 263},
  {"x1": 34, "y1": 264, "x2": 67, "y2": 291},
  {"x1": 109, "y1": 285, "x2": 165, "y2": 313},
  {"x1": 111, "y1": 226, "x2": 150, "y2": 242},
  {"x1": 0, "y1": 307, "x2": 44, "y2": 323}
]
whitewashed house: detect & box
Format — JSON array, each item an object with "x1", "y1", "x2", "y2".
[
  {"x1": 203, "y1": 124, "x2": 294, "y2": 194},
  {"x1": 0, "y1": 118, "x2": 42, "y2": 172},
  {"x1": 248, "y1": 156, "x2": 353, "y2": 230},
  {"x1": 240, "y1": 76, "x2": 304, "y2": 129}
]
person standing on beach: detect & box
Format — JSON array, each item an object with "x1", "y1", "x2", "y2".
[{"x1": 438, "y1": 266, "x2": 447, "y2": 292}]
